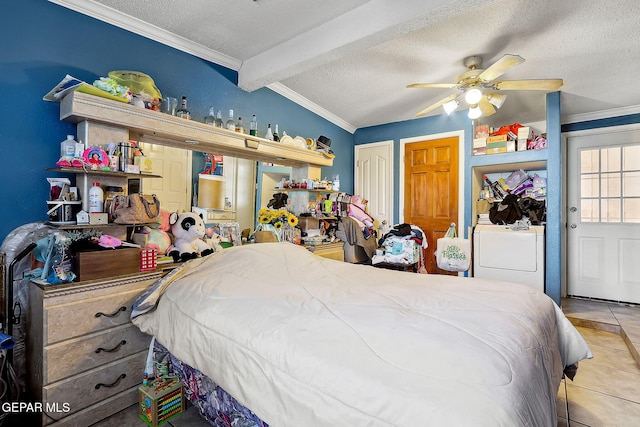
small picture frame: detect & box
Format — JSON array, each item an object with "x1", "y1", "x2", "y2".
[
  {"x1": 82, "y1": 146, "x2": 109, "y2": 169},
  {"x1": 205, "y1": 222, "x2": 242, "y2": 246}
]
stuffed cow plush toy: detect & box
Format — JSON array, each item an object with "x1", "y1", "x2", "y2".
[{"x1": 167, "y1": 211, "x2": 215, "y2": 262}]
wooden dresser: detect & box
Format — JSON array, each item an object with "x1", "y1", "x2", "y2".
[{"x1": 27, "y1": 272, "x2": 163, "y2": 426}]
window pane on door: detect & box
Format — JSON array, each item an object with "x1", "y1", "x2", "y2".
[
  {"x1": 579, "y1": 143, "x2": 640, "y2": 224},
  {"x1": 581, "y1": 199, "x2": 599, "y2": 222},
  {"x1": 623, "y1": 198, "x2": 640, "y2": 222},
  {"x1": 581, "y1": 174, "x2": 599, "y2": 197},
  {"x1": 623, "y1": 145, "x2": 640, "y2": 171},
  {"x1": 601, "y1": 147, "x2": 620, "y2": 172},
  {"x1": 624, "y1": 171, "x2": 640, "y2": 197},
  {"x1": 601, "y1": 199, "x2": 621, "y2": 222},
  {"x1": 601, "y1": 173, "x2": 621, "y2": 197},
  {"x1": 581, "y1": 149, "x2": 599, "y2": 173}
]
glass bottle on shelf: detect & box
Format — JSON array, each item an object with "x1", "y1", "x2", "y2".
[
  {"x1": 265, "y1": 123, "x2": 273, "y2": 140},
  {"x1": 176, "y1": 96, "x2": 191, "y2": 120},
  {"x1": 225, "y1": 109, "x2": 236, "y2": 131},
  {"x1": 235, "y1": 116, "x2": 245, "y2": 134},
  {"x1": 205, "y1": 106, "x2": 216, "y2": 126},
  {"x1": 214, "y1": 109, "x2": 224, "y2": 128},
  {"x1": 273, "y1": 124, "x2": 280, "y2": 142},
  {"x1": 249, "y1": 114, "x2": 258, "y2": 136}
]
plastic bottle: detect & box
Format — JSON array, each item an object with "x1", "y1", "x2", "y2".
[
  {"x1": 60, "y1": 135, "x2": 77, "y2": 157},
  {"x1": 333, "y1": 175, "x2": 340, "y2": 191},
  {"x1": 88, "y1": 182, "x2": 104, "y2": 213}
]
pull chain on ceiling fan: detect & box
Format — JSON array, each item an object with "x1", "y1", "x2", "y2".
[{"x1": 407, "y1": 54, "x2": 563, "y2": 119}]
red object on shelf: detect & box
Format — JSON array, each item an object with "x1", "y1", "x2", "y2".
[{"x1": 140, "y1": 249, "x2": 157, "y2": 272}]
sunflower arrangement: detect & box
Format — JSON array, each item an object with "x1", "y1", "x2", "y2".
[{"x1": 257, "y1": 208, "x2": 298, "y2": 230}]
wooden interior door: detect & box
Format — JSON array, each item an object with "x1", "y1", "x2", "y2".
[{"x1": 404, "y1": 137, "x2": 459, "y2": 274}]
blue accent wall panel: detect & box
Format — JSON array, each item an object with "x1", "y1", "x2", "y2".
[{"x1": 0, "y1": 0, "x2": 352, "y2": 243}]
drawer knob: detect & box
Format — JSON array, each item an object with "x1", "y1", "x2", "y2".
[
  {"x1": 95, "y1": 373, "x2": 126, "y2": 389},
  {"x1": 95, "y1": 306, "x2": 127, "y2": 318},
  {"x1": 95, "y1": 340, "x2": 127, "y2": 354}
]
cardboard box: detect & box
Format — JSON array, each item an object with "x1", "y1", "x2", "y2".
[
  {"x1": 506, "y1": 140, "x2": 516, "y2": 152},
  {"x1": 486, "y1": 146, "x2": 507, "y2": 155},
  {"x1": 297, "y1": 217, "x2": 319, "y2": 232},
  {"x1": 475, "y1": 124, "x2": 490, "y2": 138},
  {"x1": 89, "y1": 213, "x2": 108, "y2": 225},
  {"x1": 486, "y1": 139, "x2": 507, "y2": 154},
  {"x1": 472, "y1": 147, "x2": 487, "y2": 156},
  {"x1": 517, "y1": 126, "x2": 531, "y2": 140},
  {"x1": 73, "y1": 247, "x2": 141, "y2": 281},
  {"x1": 517, "y1": 139, "x2": 528, "y2": 151},
  {"x1": 472, "y1": 137, "x2": 487, "y2": 148},
  {"x1": 486, "y1": 134, "x2": 508, "y2": 143}
]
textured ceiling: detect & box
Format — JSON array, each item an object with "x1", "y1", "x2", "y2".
[{"x1": 52, "y1": 0, "x2": 640, "y2": 132}]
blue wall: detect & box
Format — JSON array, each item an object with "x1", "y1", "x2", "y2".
[{"x1": 0, "y1": 0, "x2": 352, "y2": 243}]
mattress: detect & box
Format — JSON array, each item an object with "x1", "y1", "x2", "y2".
[{"x1": 132, "y1": 243, "x2": 592, "y2": 426}]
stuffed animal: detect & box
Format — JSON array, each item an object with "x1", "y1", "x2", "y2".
[{"x1": 167, "y1": 211, "x2": 215, "y2": 262}]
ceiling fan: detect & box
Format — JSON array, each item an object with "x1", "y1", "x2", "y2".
[{"x1": 407, "y1": 54, "x2": 563, "y2": 119}]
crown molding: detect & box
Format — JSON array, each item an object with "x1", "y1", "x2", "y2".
[
  {"x1": 48, "y1": 0, "x2": 241, "y2": 70},
  {"x1": 267, "y1": 83, "x2": 357, "y2": 134},
  {"x1": 562, "y1": 104, "x2": 640, "y2": 125}
]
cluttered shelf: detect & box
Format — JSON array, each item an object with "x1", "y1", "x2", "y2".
[
  {"x1": 59, "y1": 91, "x2": 333, "y2": 168},
  {"x1": 44, "y1": 221, "x2": 158, "y2": 230},
  {"x1": 275, "y1": 188, "x2": 337, "y2": 193},
  {"x1": 46, "y1": 166, "x2": 162, "y2": 179}
]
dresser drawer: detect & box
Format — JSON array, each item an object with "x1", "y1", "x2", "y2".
[
  {"x1": 42, "y1": 386, "x2": 139, "y2": 427},
  {"x1": 44, "y1": 324, "x2": 151, "y2": 383},
  {"x1": 43, "y1": 351, "x2": 146, "y2": 418},
  {"x1": 44, "y1": 288, "x2": 144, "y2": 344}
]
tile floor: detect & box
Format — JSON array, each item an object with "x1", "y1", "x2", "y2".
[
  {"x1": 557, "y1": 298, "x2": 640, "y2": 427},
  {"x1": 90, "y1": 298, "x2": 640, "y2": 427}
]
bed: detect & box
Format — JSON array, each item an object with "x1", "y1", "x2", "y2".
[{"x1": 131, "y1": 242, "x2": 592, "y2": 427}]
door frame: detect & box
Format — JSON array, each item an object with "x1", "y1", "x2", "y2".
[
  {"x1": 354, "y1": 140, "x2": 394, "y2": 232},
  {"x1": 399, "y1": 130, "x2": 466, "y2": 233},
  {"x1": 561, "y1": 122, "x2": 640, "y2": 298}
]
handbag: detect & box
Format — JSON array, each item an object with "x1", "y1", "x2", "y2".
[
  {"x1": 111, "y1": 193, "x2": 160, "y2": 224},
  {"x1": 435, "y1": 223, "x2": 470, "y2": 272}
]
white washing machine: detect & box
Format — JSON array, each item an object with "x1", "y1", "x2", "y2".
[{"x1": 473, "y1": 224, "x2": 545, "y2": 292}]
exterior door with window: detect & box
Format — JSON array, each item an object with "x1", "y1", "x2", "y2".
[{"x1": 567, "y1": 129, "x2": 640, "y2": 303}]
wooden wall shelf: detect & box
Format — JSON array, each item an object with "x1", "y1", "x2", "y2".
[{"x1": 60, "y1": 91, "x2": 333, "y2": 168}]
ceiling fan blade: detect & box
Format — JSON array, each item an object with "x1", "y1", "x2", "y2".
[
  {"x1": 494, "y1": 79, "x2": 564, "y2": 91},
  {"x1": 477, "y1": 54, "x2": 525, "y2": 83},
  {"x1": 415, "y1": 93, "x2": 459, "y2": 117},
  {"x1": 407, "y1": 83, "x2": 457, "y2": 89},
  {"x1": 478, "y1": 97, "x2": 496, "y2": 117}
]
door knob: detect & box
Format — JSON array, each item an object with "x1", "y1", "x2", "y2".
[
  {"x1": 569, "y1": 207, "x2": 577, "y2": 212},
  {"x1": 570, "y1": 224, "x2": 577, "y2": 229}
]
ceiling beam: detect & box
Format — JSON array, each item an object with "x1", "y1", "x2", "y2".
[{"x1": 238, "y1": 0, "x2": 492, "y2": 91}]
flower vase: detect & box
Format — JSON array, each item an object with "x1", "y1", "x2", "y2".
[{"x1": 281, "y1": 224, "x2": 295, "y2": 243}]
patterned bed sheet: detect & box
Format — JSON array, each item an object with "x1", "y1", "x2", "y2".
[{"x1": 154, "y1": 340, "x2": 268, "y2": 427}]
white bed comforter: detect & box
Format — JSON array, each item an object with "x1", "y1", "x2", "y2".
[{"x1": 132, "y1": 243, "x2": 592, "y2": 427}]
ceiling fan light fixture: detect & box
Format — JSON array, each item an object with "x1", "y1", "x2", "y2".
[
  {"x1": 487, "y1": 93, "x2": 507, "y2": 108},
  {"x1": 443, "y1": 99, "x2": 459, "y2": 115},
  {"x1": 468, "y1": 106, "x2": 482, "y2": 119},
  {"x1": 464, "y1": 88, "x2": 482, "y2": 105}
]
